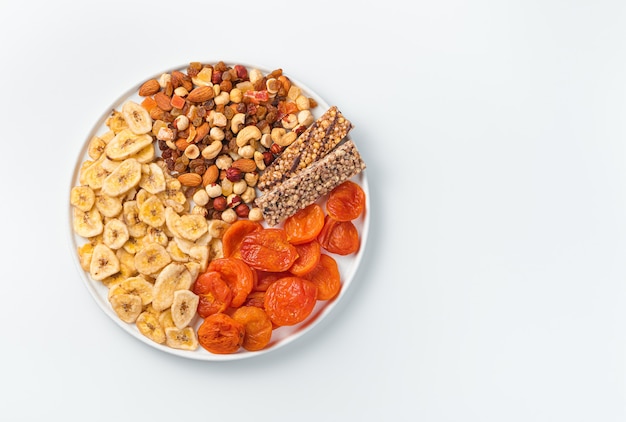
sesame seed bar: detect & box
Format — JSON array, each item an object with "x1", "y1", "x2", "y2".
[
  {"x1": 257, "y1": 106, "x2": 353, "y2": 192},
  {"x1": 255, "y1": 140, "x2": 366, "y2": 226}
]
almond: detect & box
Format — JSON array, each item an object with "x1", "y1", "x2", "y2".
[
  {"x1": 171, "y1": 70, "x2": 193, "y2": 91},
  {"x1": 138, "y1": 79, "x2": 160, "y2": 96},
  {"x1": 177, "y1": 172, "x2": 202, "y2": 187},
  {"x1": 175, "y1": 138, "x2": 192, "y2": 151},
  {"x1": 149, "y1": 106, "x2": 166, "y2": 121},
  {"x1": 154, "y1": 91, "x2": 173, "y2": 111},
  {"x1": 193, "y1": 122, "x2": 210, "y2": 143},
  {"x1": 187, "y1": 86, "x2": 214, "y2": 103},
  {"x1": 202, "y1": 165, "x2": 219, "y2": 187},
  {"x1": 231, "y1": 158, "x2": 257, "y2": 173}
]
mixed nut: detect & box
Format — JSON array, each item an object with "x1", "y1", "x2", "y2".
[{"x1": 138, "y1": 61, "x2": 318, "y2": 223}]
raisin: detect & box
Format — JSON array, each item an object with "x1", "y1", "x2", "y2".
[
  {"x1": 174, "y1": 161, "x2": 187, "y2": 173},
  {"x1": 265, "y1": 110, "x2": 277, "y2": 124},
  {"x1": 223, "y1": 106, "x2": 235, "y2": 120}
]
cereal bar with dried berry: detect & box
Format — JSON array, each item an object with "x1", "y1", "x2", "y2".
[
  {"x1": 257, "y1": 106, "x2": 353, "y2": 192},
  {"x1": 255, "y1": 140, "x2": 366, "y2": 226}
]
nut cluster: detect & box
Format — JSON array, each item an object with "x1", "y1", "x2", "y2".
[{"x1": 138, "y1": 61, "x2": 318, "y2": 222}]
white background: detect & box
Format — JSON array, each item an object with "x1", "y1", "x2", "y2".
[{"x1": 1, "y1": 0, "x2": 626, "y2": 420}]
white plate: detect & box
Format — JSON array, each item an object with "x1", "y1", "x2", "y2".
[{"x1": 68, "y1": 61, "x2": 370, "y2": 361}]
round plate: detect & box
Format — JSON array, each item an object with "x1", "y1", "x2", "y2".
[{"x1": 68, "y1": 61, "x2": 370, "y2": 361}]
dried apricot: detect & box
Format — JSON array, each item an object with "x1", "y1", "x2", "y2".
[
  {"x1": 278, "y1": 100, "x2": 299, "y2": 117},
  {"x1": 283, "y1": 203, "x2": 325, "y2": 245},
  {"x1": 192, "y1": 271, "x2": 233, "y2": 318},
  {"x1": 141, "y1": 96, "x2": 158, "y2": 113},
  {"x1": 231, "y1": 306, "x2": 273, "y2": 351},
  {"x1": 302, "y1": 254, "x2": 341, "y2": 300},
  {"x1": 197, "y1": 312, "x2": 245, "y2": 354},
  {"x1": 206, "y1": 257, "x2": 255, "y2": 308},
  {"x1": 240, "y1": 228, "x2": 298, "y2": 272},
  {"x1": 254, "y1": 269, "x2": 292, "y2": 292},
  {"x1": 289, "y1": 240, "x2": 321, "y2": 277},
  {"x1": 242, "y1": 291, "x2": 266, "y2": 308},
  {"x1": 326, "y1": 180, "x2": 366, "y2": 221},
  {"x1": 264, "y1": 276, "x2": 318, "y2": 326},
  {"x1": 317, "y1": 216, "x2": 360, "y2": 256},
  {"x1": 222, "y1": 220, "x2": 263, "y2": 258}
]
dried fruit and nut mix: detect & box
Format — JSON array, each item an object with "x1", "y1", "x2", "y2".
[{"x1": 70, "y1": 61, "x2": 367, "y2": 354}]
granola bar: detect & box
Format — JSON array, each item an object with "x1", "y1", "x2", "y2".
[
  {"x1": 255, "y1": 140, "x2": 366, "y2": 226},
  {"x1": 257, "y1": 106, "x2": 353, "y2": 192}
]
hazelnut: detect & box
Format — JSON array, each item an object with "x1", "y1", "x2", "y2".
[
  {"x1": 221, "y1": 208, "x2": 238, "y2": 223},
  {"x1": 213, "y1": 196, "x2": 227, "y2": 211},
  {"x1": 228, "y1": 194, "x2": 242, "y2": 208},
  {"x1": 226, "y1": 167, "x2": 242, "y2": 182},
  {"x1": 192, "y1": 189, "x2": 209, "y2": 206},
  {"x1": 205, "y1": 183, "x2": 222, "y2": 198},
  {"x1": 235, "y1": 203, "x2": 250, "y2": 218},
  {"x1": 233, "y1": 179, "x2": 248, "y2": 195},
  {"x1": 173, "y1": 115, "x2": 189, "y2": 131},
  {"x1": 191, "y1": 205, "x2": 208, "y2": 217},
  {"x1": 248, "y1": 207, "x2": 264, "y2": 222}
]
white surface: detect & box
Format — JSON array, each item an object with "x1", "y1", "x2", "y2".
[{"x1": 1, "y1": 0, "x2": 626, "y2": 420}]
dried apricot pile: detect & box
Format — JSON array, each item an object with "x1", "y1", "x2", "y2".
[{"x1": 192, "y1": 185, "x2": 365, "y2": 354}]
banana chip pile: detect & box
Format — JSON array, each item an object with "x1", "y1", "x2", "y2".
[{"x1": 71, "y1": 99, "x2": 231, "y2": 351}]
